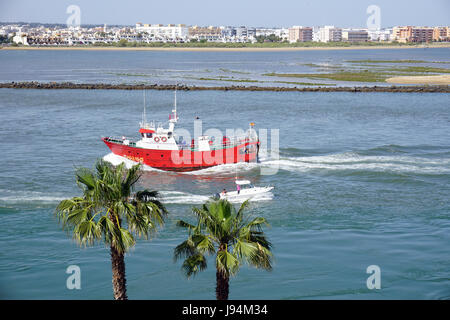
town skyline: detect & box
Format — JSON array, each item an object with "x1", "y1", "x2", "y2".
[{"x1": 1, "y1": 0, "x2": 449, "y2": 28}]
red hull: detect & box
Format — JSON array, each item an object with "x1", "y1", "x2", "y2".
[{"x1": 102, "y1": 137, "x2": 258, "y2": 172}]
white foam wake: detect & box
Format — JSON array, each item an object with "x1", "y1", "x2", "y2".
[
  {"x1": 159, "y1": 190, "x2": 211, "y2": 204},
  {"x1": 102, "y1": 153, "x2": 163, "y2": 172},
  {"x1": 183, "y1": 161, "x2": 260, "y2": 176},
  {"x1": 102, "y1": 152, "x2": 450, "y2": 175},
  {"x1": 0, "y1": 189, "x2": 68, "y2": 204},
  {"x1": 159, "y1": 190, "x2": 273, "y2": 204},
  {"x1": 260, "y1": 153, "x2": 450, "y2": 174}
]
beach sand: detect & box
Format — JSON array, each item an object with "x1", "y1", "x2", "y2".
[{"x1": 386, "y1": 75, "x2": 450, "y2": 85}]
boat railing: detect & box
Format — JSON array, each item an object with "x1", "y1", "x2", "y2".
[
  {"x1": 176, "y1": 135, "x2": 257, "y2": 151},
  {"x1": 105, "y1": 136, "x2": 138, "y2": 146},
  {"x1": 106, "y1": 135, "x2": 257, "y2": 151}
]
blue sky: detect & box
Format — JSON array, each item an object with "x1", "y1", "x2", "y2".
[{"x1": 0, "y1": 0, "x2": 449, "y2": 27}]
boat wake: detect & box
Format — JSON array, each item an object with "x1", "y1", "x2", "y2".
[
  {"x1": 261, "y1": 152, "x2": 450, "y2": 175},
  {"x1": 103, "y1": 147, "x2": 450, "y2": 176},
  {"x1": 160, "y1": 190, "x2": 273, "y2": 204},
  {"x1": 0, "y1": 188, "x2": 272, "y2": 206},
  {"x1": 103, "y1": 153, "x2": 164, "y2": 172},
  {"x1": 159, "y1": 191, "x2": 211, "y2": 204},
  {"x1": 0, "y1": 189, "x2": 67, "y2": 205}
]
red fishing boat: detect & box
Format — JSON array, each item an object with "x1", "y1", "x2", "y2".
[{"x1": 102, "y1": 91, "x2": 259, "y2": 172}]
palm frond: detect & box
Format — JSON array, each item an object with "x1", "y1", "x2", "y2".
[
  {"x1": 216, "y1": 249, "x2": 240, "y2": 277},
  {"x1": 75, "y1": 167, "x2": 96, "y2": 191},
  {"x1": 73, "y1": 219, "x2": 102, "y2": 246},
  {"x1": 181, "y1": 253, "x2": 207, "y2": 278},
  {"x1": 173, "y1": 238, "x2": 196, "y2": 262},
  {"x1": 122, "y1": 164, "x2": 141, "y2": 196},
  {"x1": 176, "y1": 220, "x2": 197, "y2": 232}
]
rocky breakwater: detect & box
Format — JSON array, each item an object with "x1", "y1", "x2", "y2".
[{"x1": 1, "y1": 81, "x2": 449, "y2": 93}]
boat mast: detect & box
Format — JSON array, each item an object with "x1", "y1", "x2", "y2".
[
  {"x1": 173, "y1": 84, "x2": 177, "y2": 119},
  {"x1": 168, "y1": 85, "x2": 178, "y2": 132},
  {"x1": 174, "y1": 85, "x2": 177, "y2": 111},
  {"x1": 143, "y1": 90, "x2": 147, "y2": 126}
]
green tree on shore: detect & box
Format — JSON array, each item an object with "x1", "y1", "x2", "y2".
[
  {"x1": 55, "y1": 160, "x2": 167, "y2": 300},
  {"x1": 174, "y1": 199, "x2": 273, "y2": 300}
]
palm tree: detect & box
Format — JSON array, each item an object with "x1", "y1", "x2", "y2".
[
  {"x1": 55, "y1": 160, "x2": 168, "y2": 300},
  {"x1": 174, "y1": 199, "x2": 273, "y2": 300}
]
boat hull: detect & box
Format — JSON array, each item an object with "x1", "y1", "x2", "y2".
[
  {"x1": 218, "y1": 186, "x2": 274, "y2": 202},
  {"x1": 102, "y1": 137, "x2": 258, "y2": 172}
]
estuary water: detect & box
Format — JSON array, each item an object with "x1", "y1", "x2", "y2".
[
  {"x1": 1, "y1": 47, "x2": 449, "y2": 87},
  {"x1": 0, "y1": 49, "x2": 449, "y2": 299}
]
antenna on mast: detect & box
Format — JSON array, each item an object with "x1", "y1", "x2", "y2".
[
  {"x1": 169, "y1": 83, "x2": 178, "y2": 124},
  {"x1": 174, "y1": 83, "x2": 177, "y2": 112},
  {"x1": 143, "y1": 89, "x2": 147, "y2": 125}
]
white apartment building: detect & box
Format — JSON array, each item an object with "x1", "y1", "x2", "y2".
[
  {"x1": 12, "y1": 32, "x2": 29, "y2": 45},
  {"x1": 135, "y1": 23, "x2": 188, "y2": 41},
  {"x1": 318, "y1": 26, "x2": 342, "y2": 42},
  {"x1": 368, "y1": 29, "x2": 392, "y2": 41}
]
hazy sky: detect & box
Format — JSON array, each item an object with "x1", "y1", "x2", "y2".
[{"x1": 1, "y1": 0, "x2": 449, "y2": 27}]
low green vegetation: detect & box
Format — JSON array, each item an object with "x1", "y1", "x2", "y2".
[
  {"x1": 107, "y1": 72, "x2": 151, "y2": 77},
  {"x1": 263, "y1": 71, "x2": 390, "y2": 82},
  {"x1": 196, "y1": 77, "x2": 259, "y2": 83},
  {"x1": 0, "y1": 35, "x2": 11, "y2": 44},
  {"x1": 255, "y1": 34, "x2": 283, "y2": 43},
  {"x1": 346, "y1": 59, "x2": 450, "y2": 64},
  {"x1": 89, "y1": 40, "x2": 418, "y2": 49},
  {"x1": 219, "y1": 68, "x2": 251, "y2": 74},
  {"x1": 264, "y1": 63, "x2": 450, "y2": 82},
  {"x1": 274, "y1": 80, "x2": 336, "y2": 86},
  {"x1": 345, "y1": 59, "x2": 429, "y2": 64}
]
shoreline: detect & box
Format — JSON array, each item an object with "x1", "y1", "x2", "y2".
[
  {"x1": 2, "y1": 43, "x2": 450, "y2": 52},
  {"x1": 1, "y1": 82, "x2": 449, "y2": 92}
]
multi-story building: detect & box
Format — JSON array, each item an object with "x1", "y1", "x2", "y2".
[
  {"x1": 220, "y1": 26, "x2": 236, "y2": 38},
  {"x1": 236, "y1": 26, "x2": 248, "y2": 39},
  {"x1": 433, "y1": 26, "x2": 450, "y2": 41},
  {"x1": 342, "y1": 29, "x2": 368, "y2": 42},
  {"x1": 188, "y1": 26, "x2": 221, "y2": 41},
  {"x1": 12, "y1": 32, "x2": 29, "y2": 45},
  {"x1": 288, "y1": 26, "x2": 313, "y2": 43},
  {"x1": 392, "y1": 26, "x2": 434, "y2": 43},
  {"x1": 234, "y1": 26, "x2": 256, "y2": 42},
  {"x1": 318, "y1": 26, "x2": 342, "y2": 42},
  {"x1": 135, "y1": 23, "x2": 188, "y2": 41},
  {"x1": 368, "y1": 28, "x2": 392, "y2": 41}
]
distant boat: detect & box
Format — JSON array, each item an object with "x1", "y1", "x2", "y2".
[
  {"x1": 214, "y1": 179, "x2": 274, "y2": 202},
  {"x1": 102, "y1": 90, "x2": 260, "y2": 172}
]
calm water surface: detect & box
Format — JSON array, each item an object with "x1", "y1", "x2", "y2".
[
  {"x1": 0, "y1": 47, "x2": 449, "y2": 87},
  {"x1": 0, "y1": 49, "x2": 449, "y2": 299}
]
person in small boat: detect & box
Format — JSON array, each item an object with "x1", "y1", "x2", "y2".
[
  {"x1": 221, "y1": 189, "x2": 227, "y2": 196},
  {"x1": 236, "y1": 184, "x2": 241, "y2": 194}
]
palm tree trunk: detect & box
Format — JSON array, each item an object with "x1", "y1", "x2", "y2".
[
  {"x1": 110, "y1": 246, "x2": 128, "y2": 300},
  {"x1": 216, "y1": 244, "x2": 229, "y2": 300},
  {"x1": 216, "y1": 269, "x2": 229, "y2": 300}
]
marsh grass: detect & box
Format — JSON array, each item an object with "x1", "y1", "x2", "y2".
[{"x1": 263, "y1": 71, "x2": 389, "y2": 82}]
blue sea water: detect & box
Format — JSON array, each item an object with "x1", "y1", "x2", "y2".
[{"x1": 0, "y1": 49, "x2": 449, "y2": 299}]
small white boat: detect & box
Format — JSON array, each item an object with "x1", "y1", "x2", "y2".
[{"x1": 213, "y1": 180, "x2": 274, "y2": 202}]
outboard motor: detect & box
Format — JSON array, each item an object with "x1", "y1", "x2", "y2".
[{"x1": 213, "y1": 193, "x2": 220, "y2": 200}]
